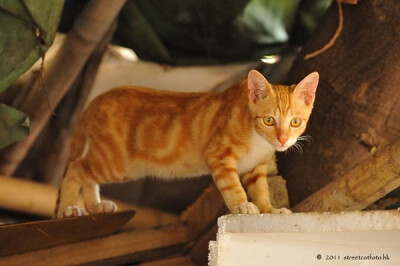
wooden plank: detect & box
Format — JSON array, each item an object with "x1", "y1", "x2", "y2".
[
  {"x1": 0, "y1": 223, "x2": 188, "y2": 265},
  {"x1": 88, "y1": 244, "x2": 185, "y2": 266},
  {"x1": 186, "y1": 223, "x2": 218, "y2": 265},
  {"x1": 180, "y1": 182, "x2": 227, "y2": 241},
  {"x1": 0, "y1": 176, "x2": 178, "y2": 229},
  {"x1": 339, "y1": 0, "x2": 358, "y2": 4},
  {"x1": 140, "y1": 256, "x2": 195, "y2": 266},
  {"x1": 294, "y1": 136, "x2": 400, "y2": 212},
  {"x1": 0, "y1": 210, "x2": 134, "y2": 257}
]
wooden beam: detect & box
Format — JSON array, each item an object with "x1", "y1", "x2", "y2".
[
  {"x1": 0, "y1": 223, "x2": 188, "y2": 265},
  {"x1": 339, "y1": 0, "x2": 358, "y2": 4},
  {"x1": 186, "y1": 223, "x2": 218, "y2": 265},
  {"x1": 0, "y1": 211, "x2": 134, "y2": 257},
  {"x1": 92, "y1": 244, "x2": 185, "y2": 266},
  {"x1": 294, "y1": 136, "x2": 400, "y2": 212},
  {"x1": 180, "y1": 182, "x2": 227, "y2": 242},
  {"x1": 140, "y1": 256, "x2": 195, "y2": 266},
  {"x1": 0, "y1": 176, "x2": 178, "y2": 229}
]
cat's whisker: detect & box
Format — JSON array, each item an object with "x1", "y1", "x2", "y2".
[
  {"x1": 287, "y1": 145, "x2": 294, "y2": 154},
  {"x1": 298, "y1": 143, "x2": 304, "y2": 154},
  {"x1": 297, "y1": 135, "x2": 313, "y2": 143},
  {"x1": 293, "y1": 135, "x2": 313, "y2": 153},
  {"x1": 294, "y1": 144, "x2": 301, "y2": 154},
  {"x1": 296, "y1": 143, "x2": 304, "y2": 154},
  {"x1": 288, "y1": 142, "x2": 304, "y2": 154}
]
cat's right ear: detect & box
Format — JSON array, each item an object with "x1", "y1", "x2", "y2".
[
  {"x1": 248, "y1": 70, "x2": 273, "y2": 103},
  {"x1": 294, "y1": 72, "x2": 319, "y2": 107}
]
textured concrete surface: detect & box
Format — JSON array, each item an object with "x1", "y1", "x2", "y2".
[{"x1": 210, "y1": 211, "x2": 400, "y2": 266}]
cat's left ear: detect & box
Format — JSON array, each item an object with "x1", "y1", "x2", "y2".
[
  {"x1": 248, "y1": 70, "x2": 273, "y2": 103},
  {"x1": 294, "y1": 72, "x2": 319, "y2": 107}
]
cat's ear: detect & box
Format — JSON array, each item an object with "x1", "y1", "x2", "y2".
[
  {"x1": 248, "y1": 70, "x2": 273, "y2": 103},
  {"x1": 294, "y1": 72, "x2": 319, "y2": 107}
]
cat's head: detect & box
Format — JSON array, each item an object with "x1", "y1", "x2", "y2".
[{"x1": 247, "y1": 70, "x2": 319, "y2": 152}]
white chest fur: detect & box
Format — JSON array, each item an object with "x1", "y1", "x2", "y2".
[{"x1": 237, "y1": 129, "x2": 275, "y2": 174}]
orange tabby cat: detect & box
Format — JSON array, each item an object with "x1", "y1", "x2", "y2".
[{"x1": 55, "y1": 70, "x2": 319, "y2": 218}]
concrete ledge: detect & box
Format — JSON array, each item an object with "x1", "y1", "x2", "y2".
[
  {"x1": 210, "y1": 211, "x2": 400, "y2": 266},
  {"x1": 218, "y1": 211, "x2": 400, "y2": 233}
]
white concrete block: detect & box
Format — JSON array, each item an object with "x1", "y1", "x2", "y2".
[{"x1": 210, "y1": 211, "x2": 400, "y2": 266}]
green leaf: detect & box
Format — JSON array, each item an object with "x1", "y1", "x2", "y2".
[
  {"x1": 0, "y1": 0, "x2": 65, "y2": 94},
  {"x1": 115, "y1": 0, "x2": 332, "y2": 64},
  {"x1": 0, "y1": 104, "x2": 30, "y2": 149},
  {"x1": 238, "y1": 0, "x2": 301, "y2": 44},
  {"x1": 116, "y1": 1, "x2": 173, "y2": 63}
]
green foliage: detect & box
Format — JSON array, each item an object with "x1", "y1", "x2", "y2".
[
  {"x1": 238, "y1": 0, "x2": 301, "y2": 44},
  {"x1": 115, "y1": 0, "x2": 331, "y2": 65},
  {"x1": 0, "y1": 0, "x2": 65, "y2": 93},
  {"x1": 0, "y1": 104, "x2": 30, "y2": 149},
  {"x1": 0, "y1": 0, "x2": 65, "y2": 148}
]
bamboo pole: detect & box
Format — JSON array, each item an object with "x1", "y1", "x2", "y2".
[
  {"x1": 294, "y1": 136, "x2": 400, "y2": 212},
  {"x1": 0, "y1": 176, "x2": 178, "y2": 229},
  {"x1": 0, "y1": 0, "x2": 127, "y2": 175}
]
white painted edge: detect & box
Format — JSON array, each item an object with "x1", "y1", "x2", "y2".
[
  {"x1": 208, "y1": 241, "x2": 218, "y2": 266},
  {"x1": 217, "y1": 210, "x2": 400, "y2": 234}
]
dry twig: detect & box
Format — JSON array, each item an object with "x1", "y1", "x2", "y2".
[{"x1": 304, "y1": 0, "x2": 344, "y2": 60}]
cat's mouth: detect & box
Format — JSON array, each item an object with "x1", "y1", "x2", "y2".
[{"x1": 274, "y1": 138, "x2": 297, "y2": 152}]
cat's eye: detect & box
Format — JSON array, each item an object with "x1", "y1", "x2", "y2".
[
  {"x1": 263, "y1": 116, "x2": 276, "y2": 126},
  {"x1": 290, "y1": 118, "x2": 302, "y2": 127}
]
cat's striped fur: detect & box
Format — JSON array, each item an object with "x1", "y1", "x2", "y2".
[{"x1": 55, "y1": 70, "x2": 319, "y2": 218}]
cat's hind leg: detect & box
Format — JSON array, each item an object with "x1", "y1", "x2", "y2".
[
  {"x1": 56, "y1": 161, "x2": 84, "y2": 218},
  {"x1": 82, "y1": 184, "x2": 117, "y2": 214}
]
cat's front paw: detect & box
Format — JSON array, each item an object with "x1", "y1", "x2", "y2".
[
  {"x1": 58, "y1": 206, "x2": 85, "y2": 218},
  {"x1": 271, "y1": 207, "x2": 292, "y2": 214},
  {"x1": 86, "y1": 200, "x2": 118, "y2": 214},
  {"x1": 232, "y1": 202, "x2": 260, "y2": 214}
]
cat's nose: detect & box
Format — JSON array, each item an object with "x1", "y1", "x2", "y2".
[{"x1": 278, "y1": 136, "x2": 288, "y2": 145}]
